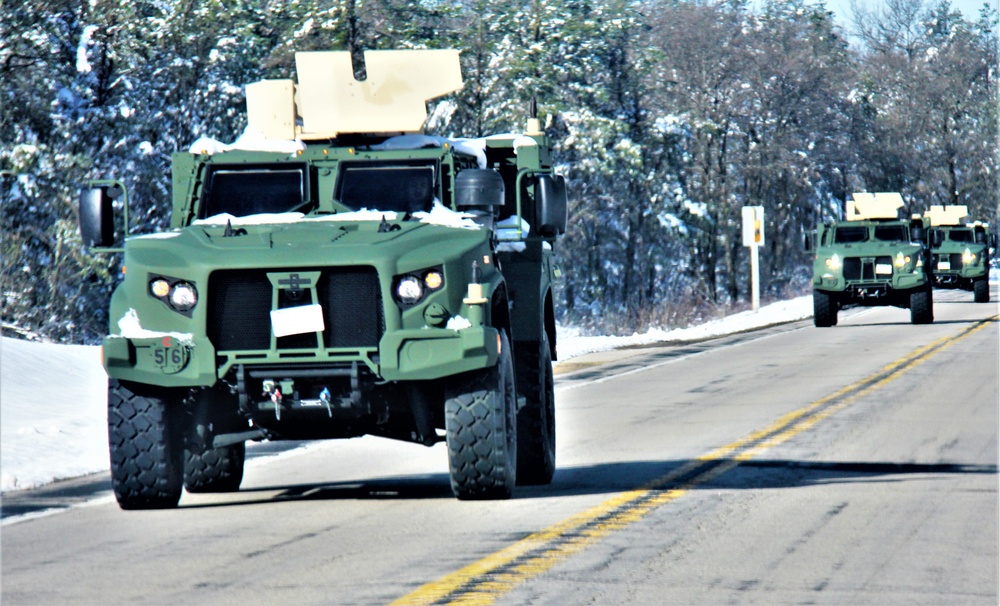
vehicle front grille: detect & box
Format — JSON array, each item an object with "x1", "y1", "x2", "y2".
[
  {"x1": 932, "y1": 253, "x2": 963, "y2": 270},
  {"x1": 207, "y1": 267, "x2": 384, "y2": 351},
  {"x1": 843, "y1": 256, "x2": 892, "y2": 281}
]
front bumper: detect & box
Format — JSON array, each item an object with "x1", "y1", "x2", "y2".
[{"x1": 103, "y1": 325, "x2": 500, "y2": 388}]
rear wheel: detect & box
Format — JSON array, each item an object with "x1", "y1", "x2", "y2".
[
  {"x1": 184, "y1": 442, "x2": 245, "y2": 493},
  {"x1": 515, "y1": 333, "x2": 556, "y2": 486},
  {"x1": 973, "y1": 277, "x2": 989, "y2": 303},
  {"x1": 910, "y1": 287, "x2": 934, "y2": 324},
  {"x1": 108, "y1": 380, "x2": 184, "y2": 510},
  {"x1": 813, "y1": 290, "x2": 837, "y2": 327},
  {"x1": 445, "y1": 331, "x2": 517, "y2": 500}
]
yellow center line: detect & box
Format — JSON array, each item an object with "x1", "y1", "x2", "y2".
[{"x1": 392, "y1": 316, "x2": 997, "y2": 606}]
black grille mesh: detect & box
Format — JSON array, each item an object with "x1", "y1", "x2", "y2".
[
  {"x1": 208, "y1": 267, "x2": 384, "y2": 351},
  {"x1": 207, "y1": 270, "x2": 272, "y2": 350},
  {"x1": 842, "y1": 257, "x2": 892, "y2": 281}
]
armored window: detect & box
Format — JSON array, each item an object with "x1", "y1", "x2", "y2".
[
  {"x1": 200, "y1": 164, "x2": 309, "y2": 219},
  {"x1": 834, "y1": 226, "x2": 868, "y2": 243},
  {"x1": 873, "y1": 225, "x2": 908, "y2": 242},
  {"x1": 948, "y1": 229, "x2": 974, "y2": 243},
  {"x1": 336, "y1": 162, "x2": 437, "y2": 214}
]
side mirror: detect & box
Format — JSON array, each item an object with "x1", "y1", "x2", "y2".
[
  {"x1": 455, "y1": 169, "x2": 505, "y2": 229},
  {"x1": 803, "y1": 231, "x2": 815, "y2": 252},
  {"x1": 929, "y1": 229, "x2": 944, "y2": 248},
  {"x1": 535, "y1": 174, "x2": 567, "y2": 237},
  {"x1": 79, "y1": 185, "x2": 118, "y2": 248}
]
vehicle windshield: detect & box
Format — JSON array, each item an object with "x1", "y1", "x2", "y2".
[
  {"x1": 200, "y1": 165, "x2": 309, "y2": 218},
  {"x1": 874, "y1": 225, "x2": 909, "y2": 242},
  {"x1": 948, "y1": 229, "x2": 974, "y2": 243},
  {"x1": 337, "y1": 163, "x2": 437, "y2": 214},
  {"x1": 834, "y1": 226, "x2": 868, "y2": 243}
]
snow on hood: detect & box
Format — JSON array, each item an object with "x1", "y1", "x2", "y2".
[
  {"x1": 193, "y1": 212, "x2": 306, "y2": 226},
  {"x1": 192, "y1": 203, "x2": 480, "y2": 230},
  {"x1": 118, "y1": 309, "x2": 193, "y2": 342},
  {"x1": 412, "y1": 202, "x2": 480, "y2": 229},
  {"x1": 189, "y1": 126, "x2": 305, "y2": 155}
]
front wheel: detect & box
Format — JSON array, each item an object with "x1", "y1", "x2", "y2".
[
  {"x1": 515, "y1": 333, "x2": 556, "y2": 486},
  {"x1": 108, "y1": 380, "x2": 184, "y2": 510},
  {"x1": 445, "y1": 331, "x2": 517, "y2": 500},
  {"x1": 973, "y1": 278, "x2": 989, "y2": 303},
  {"x1": 813, "y1": 290, "x2": 837, "y2": 327},
  {"x1": 910, "y1": 287, "x2": 934, "y2": 324}
]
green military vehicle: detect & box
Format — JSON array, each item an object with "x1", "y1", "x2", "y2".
[
  {"x1": 79, "y1": 50, "x2": 566, "y2": 509},
  {"x1": 810, "y1": 192, "x2": 933, "y2": 327},
  {"x1": 925, "y1": 205, "x2": 994, "y2": 303}
]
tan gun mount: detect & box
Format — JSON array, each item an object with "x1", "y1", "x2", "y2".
[
  {"x1": 846, "y1": 192, "x2": 904, "y2": 221},
  {"x1": 246, "y1": 49, "x2": 463, "y2": 140},
  {"x1": 924, "y1": 205, "x2": 969, "y2": 226}
]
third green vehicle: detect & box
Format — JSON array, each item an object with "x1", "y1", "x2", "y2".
[{"x1": 925, "y1": 205, "x2": 994, "y2": 303}]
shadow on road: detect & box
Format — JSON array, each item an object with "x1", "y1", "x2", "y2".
[
  {"x1": 4, "y1": 455, "x2": 994, "y2": 518},
  {"x1": 175, "y1": 457, "x2": 996, "y2": 510}
]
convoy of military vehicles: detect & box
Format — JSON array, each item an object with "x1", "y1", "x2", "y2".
[
  {"x1": 80, "y1": 50, "x2": 565, "y2": 509},
  {"x1": 76, "y1": 47, "x2": 995, "y2": 510},
  {"x1": 810, "y1": 193, "x2": 994, "y2": 328}
]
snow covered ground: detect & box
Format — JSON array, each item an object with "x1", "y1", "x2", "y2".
[{"x1": 2, "y1": 295, "x2": 813, "y2": 493}]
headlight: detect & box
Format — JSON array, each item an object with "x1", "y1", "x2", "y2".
[
  {"x1": 148, "y1": 274, "x2": 198, "y2": 315},
  {"x1": 825, "y1": 254, "x2": 841, "y2": 271},
  {"x1": 424, "y1": 270, "x2": 443, "y2": 290},
  {"x1": 962, "y1": 248, "x2": 976, "y2": 264},
  {"x1": 169, "y1": 283, "x2": 198, "y2": 311},
  {"x1": 396, "y1": 276, "x2": 424, "y2": 304},
  {"x1": 150, "y1": 278, "x2": 171, "y2": 298},
  {"x1": 393, "y1": 267, "x2": 445, "y2": 307},
  {"x1": 894, "y1": 252, "x2": 911, "y2": 268}
]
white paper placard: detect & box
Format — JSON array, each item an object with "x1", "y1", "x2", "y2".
[{"x1": 270, "y1": 304, "x2": 325, "y2": 337}]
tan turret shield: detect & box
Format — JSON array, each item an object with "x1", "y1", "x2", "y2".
[
  {"x1": 925, "y1": 205, "x2": 969, "y2": 226},
  {"x1": 846, "y1": 192, "x2": 904, "y2": 221},
  {"x1": 246, "y1": 49, "x2": 463, "y2": 140}
]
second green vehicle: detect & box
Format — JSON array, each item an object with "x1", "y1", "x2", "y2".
[{"x1": 811, "y1": 192, "x2": 933, "y2": 327}]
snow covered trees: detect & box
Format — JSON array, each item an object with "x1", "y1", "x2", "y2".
[{"x1": 2, "y1": 0, "x2": 996, "y2": 342}]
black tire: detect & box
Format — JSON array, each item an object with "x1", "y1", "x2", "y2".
[
  {"x1": 973, "y1": 278, "x2": 989, "y2": 303},
  {"x1": 813, "y1": 290, "x2": 837, "y2": 327},
  {"x1": 108, "y1": 380, "x2": 184, "y2": 510},
  {"x1": 184, "y1": 442, "x2": 245, "y2": 493},
  {"x1": 445, "y1": 331, "x2": 517, "y2": 500},
  {"x1": 515, "y1": 332, "x2": 555, "y2": 486},
  {"x1": 910, "y1": 287, "x2": 934, "y2": 324}
]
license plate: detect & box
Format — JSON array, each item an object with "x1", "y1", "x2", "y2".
[
  {"x1": 271, "y1": 304, "x2": 325, "y2": 337},
  {"x1": 875, "y1": 264, "x2": 892, "y2": 275}
]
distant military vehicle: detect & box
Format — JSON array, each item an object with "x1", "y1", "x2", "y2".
[
  {"x1": 925, "y1": 205, "x2": 994, "y2": 303},
  {"x1": 79, "y1": 50, "x2": 566, "y2": 509},
  {"x1": 810, "y1": 192, "x2": 933, "y2": 327}
]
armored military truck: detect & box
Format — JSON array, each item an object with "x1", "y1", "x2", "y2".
[
  {"x1": 79, "y1": 50, "x2": 566, "y2": 509},
  {"x1": 925, "y1": 205, "x2": 994, "y2": 303},
  {"x1": 810, "y1": 192, "x2": 933, "y2": 327}
]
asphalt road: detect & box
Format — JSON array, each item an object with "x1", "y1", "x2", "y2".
[{"x1": 2, "y1": 288, "x2": 997, "y2": 605}]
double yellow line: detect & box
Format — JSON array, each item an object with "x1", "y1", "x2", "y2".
[{"x1": 393, "y1": 316, "x2": 997, "y2": 606}]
